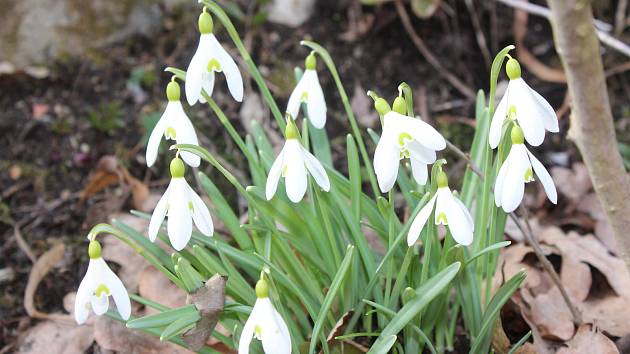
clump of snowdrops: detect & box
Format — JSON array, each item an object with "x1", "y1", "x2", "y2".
[{"x1": 73, "y1": 1, "x2": 561, "y2": 353}]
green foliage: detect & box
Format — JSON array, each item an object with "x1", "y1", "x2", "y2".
[
  {"x1": 86, "y1": 101, "x2": 123, "y2": 134},
  {"x1": 94, "y1": 2, "x2": 525, "y2": 352}
]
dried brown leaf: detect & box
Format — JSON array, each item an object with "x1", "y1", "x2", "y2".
[
  {"x1": 582, "y1": 295, "x2": 630, "y2": 337},
  {"x1": 16, "y1": 321, "x2": 94, "y2": 354},
  {"x1": 183, "y1": 274, "x2": 226, "y2": 351},
  {"x1": 94, "y1": 316, "x2": 194, "y2": 354},
  {"x1": 556, "y1": 324, "x2": 619, "y2": 354},
  {"x1": 528, "y1": 287, "x2": 576, "y2": 341},
  {"x1": 551, "y1": 163, "x2": 592, "y2": 203},
  {"x1": 24, "y1": 243, "x2": 72, "y2": 322}
]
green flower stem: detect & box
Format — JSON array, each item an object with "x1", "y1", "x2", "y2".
[
  {"x1": 301, "y1": 40, "x2": 381, "y2": 198},
  {"x1": 200, "y1": 0, "x2": 285, "y2": 131}
]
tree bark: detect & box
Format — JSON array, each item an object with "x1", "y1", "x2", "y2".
[{"x1": 547, "y1": 0, "x2": 630, "y2": 270}]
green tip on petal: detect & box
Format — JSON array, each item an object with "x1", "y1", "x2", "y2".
[
  {"x1": 437, "y1": 171, "x2": 448, "y2": 188},
  {"x1": 511, "y1": 125, "x2": 524, "y2": 145},
  {"x1": 170, "y1": 157, "x2": 186, "y2": 178},
  {"x1": 88, "y1": 240, "x2": 102, "y2": 259},
  {"x1": 392, "y1": 96, "x2": 406, "y2": 115},
  {"x1": 305, "y1": 52, "x2": 317, "y2": 70},
  {"x1": 284, "y1": 118, "x2": 299, "y2": 139},
  {"x1": 506, "y1": 58, "x2": 522, "y2": 80},
  {"x1": 198, "y1": 12, "x2": 214, "y2": 34},
  {"x1": 255, "y1": 279, "x2": 269, "y2": 298},
  {"x1": 374, "y1": 98, "x2": 391, "y2": 116},
  {"x1": 166, "y1": 81, "x2": 180, "y2": 101}
]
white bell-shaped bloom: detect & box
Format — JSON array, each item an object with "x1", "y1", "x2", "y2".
[
  {"x1": 185, "y1": 12, "x2": 243, "y2": 105},
  {"x1": 286, "y1": 53, "x2": 326, "y2": 128},
  {"x1": 373, "y1": 98, "x2": 446, "y2": 193},
  {"x1": 239, "y1": 279, "x2": 291, "y2": 354},
  {"x1": 266, "y1": 121, "x2": 330, "y2": 203},
  {"x1": 146, "y1": 81, "x2": 200, "y2": 168},
  {"x1": 494, "y1": 126, "x2": 557, "y2": 213},
  {"x1": 407, "y1": 171, "x2": 473, "y2": 247},
  {"x1": 489, "y1": 58, "x2": 559, "y2": 148},
  {"x1": 149, "y1": 158, "x2": 213, "y2": 251},
  {"x1": 75, "y1": 240, "x2": 130, "y2": 324}
]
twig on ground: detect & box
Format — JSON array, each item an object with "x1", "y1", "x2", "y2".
[
  {"x1": 393, "y1": 0, "x2": 477, "y2": 100},
  {"x1": 464, "y1": 0, "x2": 492, "y2": 67},
  {"x1": 496, "y1": 0, "x2": 630, "y2": 58},
  {"x1": 513, "y1": 8, "x2": 566, "y2": 83},
  {"x1": 14, "y1": 224, "x2": 36, "y2": 263},
  {"x1": 615, "y1": 0, "x2": 628, "y2": 36}
]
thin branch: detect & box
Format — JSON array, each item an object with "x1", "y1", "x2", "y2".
[
  {"x1": 465, "y1": 0, "x2": 492, "y2": 67},
  {"x1": 394, "y1": 0, "x2": 477, "y2": 99},
  {"x1": 495, "y1": 0, "x2": 630, "y2": 58},
  {"x1": 615, "y1": 0, "x2": 629, "y2": 36}
]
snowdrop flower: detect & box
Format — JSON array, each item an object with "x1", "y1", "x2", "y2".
[
  {"x1": 286, "y1": 52, "x2": 326, "y2": 128},
  {"x1": 146, "y1": 80, "x2": 200, "y2": 168},
  {"x1": 407, "y1": 171, "x2": 473, "y2": 247},
  {"x1": 489, "y1": 58, "x2": 559, "y2": 148},
  {"x1": 185, "y1": 10, "x2": 243, "y2": 105},
  {"x1": 75, "y1": 240, "x2": 130, "y2": 324},
  {"x1": 266, "y1": 119, "x2": 330, "y2": 203},
  {"x1": 494, "y1": 126, "x2": 557, "y2": 213},
  {"x1": 149, "y1": 157, "x2": 213, "y2": 251},
  {"x1": 239, "y1": 279, "x2": 291, "y2": 354},
  {"x1": 373, "y1": 96, "x2": 446, "y2": 193}
]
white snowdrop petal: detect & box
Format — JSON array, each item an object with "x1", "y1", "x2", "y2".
[
  {"x1": 148, "y1": 185, "x2": 169, "y2": 242},
  {"x1": 74, "y1": 260, "x2": 99, "y2": 324},
  {"x1": 284, "y1": 140, "x2": 308, "y2": 203},
  {"x1": 258, "y1": 298, "x2": 291, "y2": 354},
  {"x1": 453, "y1": 196, "x2": 474, "y2": 228},
  {"x1": 524, "y1": 80, "x2": 559, "y2": 133},
  {"x1": 434, "y1": 188, "x2": 449, "y2": 225},
  {"x1": 266, "y1": 147, "x2": 286, "y2": 200},
  {"x1": 100, "y1": 258, "x2": 131, "y2": 320},
  {"x1": 146, "y1": 108, "x2": 169, "y2": 167},
  {"x1": 444, "y1": 192, "x2": 473, "y2": 246},
  {"x1": 410, "y1": 158, "x2": 428, "y2": 186},
  {"x1": 169, "y1": 102, "x2": 200, "y2": 167},
  {"x1": 501, "y1": 144, "x2": 528, "y2": 212},
  {"x1": 407, "y1": 193, "x2": 438, "y2": 246},
  {"x1": 494, "y1": 157, "x2": 510, "y2": 208},
  {"x1": 304, "y1": 70, "x2": 326, "y2": 129},
  {"x1": 212, "y1": 35, "x2": 244, "y2": 102},
  {"x1": 407, "y1": 140, "x2": 437, "y2": 164},
  {"x1": 238, "y1": 300, "x2": 261, "y2": 354},
  {"x1": 91, "y1": 292, "x2": 109, "y2": 316},
  {"x1": 527, "y1": 150, "x2": 558, "y2": 204},
  {"x1": 185, "y1": 35, "x2": 212, "y2": 106},
  {"x1": 201, "y1": 72, "x2": 216, "y2": 100},
  {"x1": 394, "y1": 113, "x2": 446, "y2": 150},
  {"x1": 286, "y1": 75, "x2": 307, "y2": 120},
  {"x1": 167, "y1": 179, "x2": 193, "y2": 250},
  {"x1": 512, "y1": 79, "x2": 545, "y2": 146},
  {"x1": 373, "y1": 134, "x2": 400, "y2": 193},
  {"x1": 489, "y1": 88, "x2": 509, "y2": 149},
  {"x1": 301, "y1": 145, "x2": 330, "y2": 191},
  {"x1": 189, "y1": 186, "x2": 214, "y2": 236}
]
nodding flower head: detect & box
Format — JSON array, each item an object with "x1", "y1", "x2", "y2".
[
  {"x1": 286, "y1": 52, "x2": 327, "y2": 128},
  {"x1": 489, "y1": 57, "x2": 559, "y2": 148}
]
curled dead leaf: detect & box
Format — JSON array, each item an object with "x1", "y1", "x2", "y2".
[
  {"x1": 182, "y1": 274, "x2": 227, "y2": 351},
  {"x1": 556, "y1": 323, "x2": 619, "y2": 354},
  {"x1": 24, "y1": 243, "x2": 73, "y2": 322}
]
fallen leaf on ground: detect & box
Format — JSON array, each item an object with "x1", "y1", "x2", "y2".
[
  {"x1": 15, "y1": 320, "x2": 94, "y2": 354},
  {"x1": 551, "y1": 163, "x2": 592, "y2": 203},
  {"x1": 138, "y1": 265, "x2": 187, "y2": 313},
  {"x1": 94, "y1": 316, "x2": 194, "y2": 354},
  {"x1": 24, "y1": 243, "x2": 73, "y2": 322},
  {"x1": 556, "y1": 324, "x2": 619, "y2": 354},
  {"x1": 527, "y1": 287, "x2": 575, "y2": 341}
]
